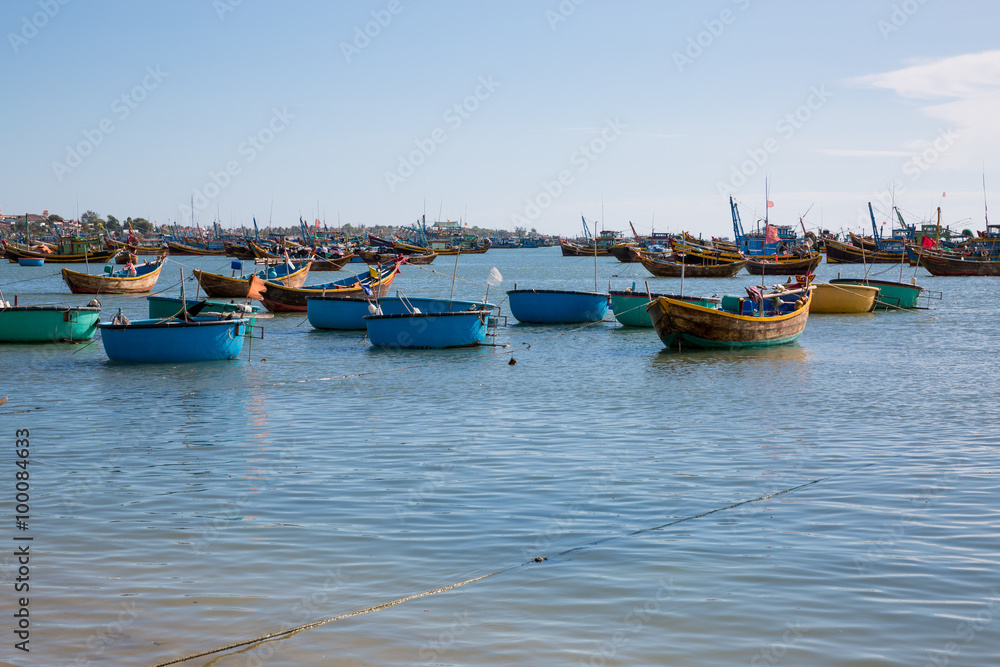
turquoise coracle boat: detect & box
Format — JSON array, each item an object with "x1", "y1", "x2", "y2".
[
  {"x1": 98, "y1": 315, "x2": 251, "y2": 362},
  {"x1": 307, "y1": 296, "x2": 494, "y2": 330},
  {"x1": 146, "y1": 296, "x2": 261, "y2": 321},
  {"x1": 0, "y1": 304, "x2": 101, "y2": 342},
  {"x1": 506, "y1": 289, "x2": 609, "y2": 324},
  {"x1": 609, "y1": 289, "x2": 721, "y2": 327}
]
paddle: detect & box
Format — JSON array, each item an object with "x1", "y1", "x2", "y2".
[{"x1": 185, "y1": 300, "x2": 210, "y2": 317}]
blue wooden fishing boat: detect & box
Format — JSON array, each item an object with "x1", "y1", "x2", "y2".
[
  {"x1": 17, "y1": 257, "x2": 44, "y2": 267},
  {"x1": 307, "y1": 295, "x2": 493, "y2": 330},
  {"x1": 98, "y1": 313, "x2": 251, "y2": 362},
  {"x1": 364, "y1": 308, "x2": 494, "y2": 349},
  {"x1": 506, "y1": 289, "x2": 609, "y2": 324}
]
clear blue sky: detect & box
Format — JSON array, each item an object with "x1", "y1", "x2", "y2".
[{"x1": 2, "y1": 0, "x2": 998, "y2": 238}]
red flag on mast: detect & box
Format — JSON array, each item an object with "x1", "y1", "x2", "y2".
[{"x1": 764, "y1": 224, "x2": 779, "y2": 245}]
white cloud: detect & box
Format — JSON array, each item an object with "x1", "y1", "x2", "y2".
[
  {"x1": 819, "y1": 149, "x2": 912, "y2": 157},
  {"x1": 850, "y1": 50, "x2": 1000, "y2": 100},
  {"x1": 850, "y1": 50, "x2": 1000, "y2": 169}
]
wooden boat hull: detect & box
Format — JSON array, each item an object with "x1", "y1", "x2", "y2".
[
  {"x1": 61, "y1": 259, "x2": 165, "y2": 294},
  {"x1": 0, "y1": 306, "x2": 101, "y2": 342},
  {"x1": 560, "y1": 240, "x2": 612, "y2": 256},
  {"x1": 307, "y1": 296, "x2": 493, "y2": 330},
  {"x1": 98, "y1": 317, "x2": 249, "y2": 362},
  {"x1": 608, "y1": 244, "x2": 640, "y2": 262},
  {"x1": 646, "y1": 295, "x2": 810, "y2": 349},
  {"x1": 258, "y1": 265, "x2": 400, "y2": 312},
  {"x1": 248, "y1": 240, "x2": 285, "y2": 259},
  {"x1": 364, "y1": 309, "x2": 492, "y2": 348},
  {"x1": 609, "y1": 290, "x2": 720, "y2": 327},
  {"x1": 108, "y1": 240, "x2": 166, "y2": 255},
  {"x1": 824, "y1": 238, "x2": 905, "y2": 264},
  {"x1": 507, "y1": 289, "x2": 609, "y2": 324},
  {"x1": 193, "y1": 262, "x2": 311, "y2": 298},
  {"x1": 310, "y1": 254, "x2": 354, "y2": 271},
  {"x1": 809, "y1": 283, "x2": 879, "y2": 313},
  {"x1": 4, "y1": 240, "x2": 116, "y2": 264},
  {"x1": 639, "y1": 254, "x2": 746, "y2": 277},
  {"x1": 670, "y1": 238, "x2": 745, "y2": 262},
  {"x1": 745, "y1": 254, "x2": 822, "y2": 275},
  {"x1": 393, "y1": 241, "x2": 488, "y2": 256},
  {"x1": 166, "y1": 241, "x2": 226, "y2": 256},
  {"x1": 829, "y1": 278, "x2": 923, "y2": 310},
  {"x1": 359, "y1": 250, "x2": 438, "y2": 265},
  {"x1": 916, "y1": 250, "x2": 1000, "y2": 276}
]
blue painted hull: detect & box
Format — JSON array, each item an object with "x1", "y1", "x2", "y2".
[
  {"x1": 307, "y1": 296, "x2": 494, "y2": 330},
  {"x1": 98, "y1": 317, "x2": 249, "y2": 362},
  {"x1": 18, "y1": 258, "x2": 45, "y2": 266},
  {"x1": 507, "y1": 289, "x2": 609, "y2": 324},
  {"x1": 364, "y1": 310, "x2": 490, "y2": 348}
]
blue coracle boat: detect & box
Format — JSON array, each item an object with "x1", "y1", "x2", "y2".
[
  {"x1": 98, "y1": 314, "x2": 251, "y2": 362},
  {"x1": 506, "y1": 289, "x2": 609, "y2": 324},
  {"x1": 364, "y1": 307, "x2": 494, "y2": 349},
  {"x1": 307, "y1": 296, "x2": 492, "y2": 330}
]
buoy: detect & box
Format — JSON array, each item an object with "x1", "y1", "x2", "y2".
[{"x1": 508, "y1": 357, "x2": 517, "y2": 366}]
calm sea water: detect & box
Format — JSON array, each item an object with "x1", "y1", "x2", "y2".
[{"x1": 1, "y1": 249, "x2": 998, "y2": 666}]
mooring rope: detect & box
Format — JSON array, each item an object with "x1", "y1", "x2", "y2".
[{"x1": 148, "y1": 468, "x2": 860, "y2": 667}]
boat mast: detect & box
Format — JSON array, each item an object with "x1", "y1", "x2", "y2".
[{"x1": 983, "y1": 170, "x2": 990, "y2": 227}]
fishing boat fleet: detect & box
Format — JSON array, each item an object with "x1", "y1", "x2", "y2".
[{"x1": 5, "y1": 191, "x2": 997, "y2": 360}]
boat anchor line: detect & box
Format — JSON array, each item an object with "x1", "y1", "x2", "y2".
[{"x1": 148, "y1": 470, "x2": 862, "y2": 667}]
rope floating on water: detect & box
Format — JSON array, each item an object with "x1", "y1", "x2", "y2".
[{"x1": 148, "y1": 469, "x2": 859, "y2": 666}]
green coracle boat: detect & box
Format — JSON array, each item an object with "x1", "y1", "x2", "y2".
[
  {"x1": 146, "y1": 296, "x2": 261, "y2": 322},
  {"x1": 0, "y1": 304, "x2": 101, "y2": 342},
  {"x1": 609, "y1": 289, "x2": 721, "y2": 327}
]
